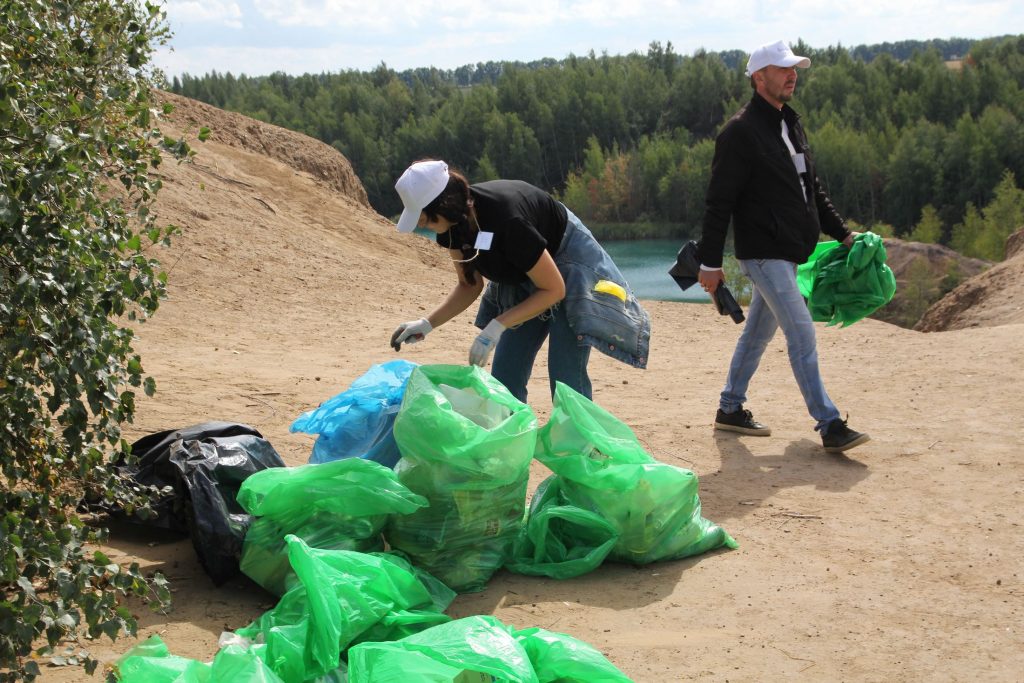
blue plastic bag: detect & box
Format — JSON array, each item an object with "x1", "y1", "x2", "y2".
[{"x1": 290, "y1": 360, "x2": 418, "y2": 468}]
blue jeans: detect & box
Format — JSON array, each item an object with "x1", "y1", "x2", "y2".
[
  {"x1": 491, "y1": 303, "x2": 592, "y2": 403},
  {"x1": 720, "y1": 258, "x2": 841, "y2": 432},
  {"x1": 476, "y1": 212, "x2": 609, "y2": 403}
]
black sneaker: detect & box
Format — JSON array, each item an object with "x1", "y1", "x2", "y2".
[
  {"x1": 714, "y1": 408, "x2": 771, "y2": 436},
  {"x1": 822, "y1": 418, "x2": 870, "y2": 453}
]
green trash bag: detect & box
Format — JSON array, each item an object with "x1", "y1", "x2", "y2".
[
  {"x1": 512, "y1": 626, "x2": 633, "y2": 682},
  {"x1": 386, "y1": 365, "x2": 538, "y2": 592},
  {"x1": 114, "y1": 635, "x2": 205, "y2": 683},
  {"x1": 236, "y1": 457, "x2": 428, "y2": 596},
  {"x1": 347, "y1": 615, "x2": 634, "y2": 683},
  {"x1": 234, "y1": 535, "x2": 455, "y2": 683},
  {"x1": 347, "y1": 615, "x2": 539, "y2": 683},
  {"x1": 536, "y1": 382, "x2": 737, "y2": 565},
  {"x1": 506, "y1": 475, "x2": 619, "y2": 579},
  {"x1": 114, "y1": 635, "x2": 285, "y2": 683},
  {"x1": 796, "y1": 231, "x2": 897, "y2": 327}
]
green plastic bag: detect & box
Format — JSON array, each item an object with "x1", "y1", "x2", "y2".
[
  {"x1": 347, "y1": 615, "x2": 634, "y2": 683},
  {"x1": 114, "y1": 635, "x2": 205, "y2": 683},
  {"x1": 347, "y1": 615, "x2": 539, "y2": 683},
  {"x1": 207, "y1": 644, "x2": 286, "y2": 683},
  {"x1": 236, "y1": 457, "x2": 428, "y2": 595},
  {"x1": 235, "y1": 535, "x2": 455, "y2": 683},
  {"x1": 114, "y1": 635, "x2": 285, "y2": 683},
  {"x1": 513, "y1": 626, "x2": 633, "y2": 682},
  {"x1": 796, "y1": 231, "x2": 897, "y2": 327},
  {"x1": 536, "y1": 383, "x2": 737, "y2": 565},
  {"x1": 386, "y1": 365, "x2": 538, "y2": 592},
  {"x1": 506, "y1": 476, "x2": 619, "y2": 579}
]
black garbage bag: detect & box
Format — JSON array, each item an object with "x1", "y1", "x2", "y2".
[
  {"x1": 105, "y1": 422, "x2": 286, "y2": 584},
  {"x1": 669, "y1": 240, "x2": 745, "y2": 323}
]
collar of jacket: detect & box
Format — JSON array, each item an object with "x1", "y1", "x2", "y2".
[{"x1": 749, "y1": 92, "x2": 802, "y2": 129}]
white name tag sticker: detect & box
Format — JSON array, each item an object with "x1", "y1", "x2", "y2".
[
  {"x1": 474, "y1": 231, "x2": 494, "y2": 250},
  {"x1": 793, "y1": 153, "x2": 807, "y2": 174}
]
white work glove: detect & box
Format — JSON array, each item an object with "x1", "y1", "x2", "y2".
[
  {"x1": 469, "y1": 319, "x2": 506, "y2": 367},
  {"x1": 390, "y1": 318, "x2": 432, "y2": 351}
]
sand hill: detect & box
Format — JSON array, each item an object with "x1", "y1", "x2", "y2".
[{"x1": 51, "y1": 93, "x2": 1024, "y2": 682}]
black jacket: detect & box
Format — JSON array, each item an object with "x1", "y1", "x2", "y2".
[{"x1": 698, "y1": 93, "x2": 849, "y2": 268}]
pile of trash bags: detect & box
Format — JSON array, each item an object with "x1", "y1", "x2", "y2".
[
  {"x1": 109, "y1": 362, "x2": 739, "y2": 682},
  {"x1": 115, "y1": 535, "x2": 631, "y2": 682},
  {"x1": 508, "y1": 382, "x2": 737, "y2": 577}
]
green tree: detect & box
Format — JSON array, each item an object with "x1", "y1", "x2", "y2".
[
  {"x1": 950, "y1": 202, "x2": 985, "y2": 255},
  {"x1": 974, "y1": 170, "x2": 1024, "y2": 260},
  {"x1": 951, "y1": 171, "x2": 1024, "y2": 259},
  {"x1": 883, "y1": 120, "x2": 949, "y2": 232},
  {"x1": 902, "y1": 256, "x2": 941, "y2": 326},
  {"x1": 1, "y1": 1, "x2": 190, "y2": 679},
  {"x1": 909, "y1": 204, "x2": 943, "y2": 243}
]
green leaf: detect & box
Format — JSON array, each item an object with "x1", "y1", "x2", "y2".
[
  {"x1": 1, "y1": 2, "x2": 179, "y2": 677},
  {"x1": 198, "y1": 126, "x2": 211, "y2": 142}
]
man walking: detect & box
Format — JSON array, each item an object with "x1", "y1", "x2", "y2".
[{"x1": 697, "y1": 40, "x2": 870, "y2": 453}]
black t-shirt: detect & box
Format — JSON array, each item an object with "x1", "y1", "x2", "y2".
[{"x1": 436, "y1": 180, "x2": 567, "y2": 284}]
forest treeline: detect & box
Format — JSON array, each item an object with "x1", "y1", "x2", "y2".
[{"x1": 169, "y1": 35, "x2": 1024, "y2": 260}]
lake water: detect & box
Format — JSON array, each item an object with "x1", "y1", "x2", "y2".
[
  {"x1": 602, "y1": 238, "x2": 710, "y2": 303},
  {"x1": 414, "y1": 229, "x2": 709, "y2": 303}
]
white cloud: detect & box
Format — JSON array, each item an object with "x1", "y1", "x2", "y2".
[
  {"x1": 165, "y1": 0, "x2": 244, "y2": 29},
  {"x1": 153, "y1": 0, "x2": 1023, "y2": 76}
]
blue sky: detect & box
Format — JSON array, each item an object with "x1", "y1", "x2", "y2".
[{"x1": 153, "y1": 0, "x2": 1023, "y2": 78}]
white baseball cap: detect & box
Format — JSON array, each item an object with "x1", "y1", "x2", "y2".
[
  {"x1": 745, "y1": 40, "x2": 811, "y2": 77},
  {"x1": 394, "y1": 160, "x2": 450, "y2": 233}
]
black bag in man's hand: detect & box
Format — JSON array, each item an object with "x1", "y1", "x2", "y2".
[
  {"x1": 710, "y1": 282, "x2": 745, "y2": 323},
  {"x1": 668, "y1": 240, "x2": 745, "y2": 324}
]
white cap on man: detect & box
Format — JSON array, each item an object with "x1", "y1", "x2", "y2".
[
  {"x1": 745, "y1": 40, "x2": 811, "y2": 77},
  {"x1": 395, "y1": 160, "x2": 450, "y2": 233}
]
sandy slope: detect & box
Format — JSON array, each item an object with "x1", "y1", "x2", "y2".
[{"x1": 47, "y1": 96, "x2": 1023, "y2": 682}]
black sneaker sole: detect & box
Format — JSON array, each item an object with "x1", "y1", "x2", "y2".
[
  {"x1": 823, "y1": 433, "x2": 871, "y2": 453},
  {"x1": 714, "y1": 422, "x2": 772, "y2": 436}
]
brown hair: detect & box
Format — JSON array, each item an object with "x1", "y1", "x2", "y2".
[
  {"x1": 422, "y1": 166, "x2": 474, "y2": 226},
  {"x1": 420, "y1": 162, "x2": 482, "y2": 284}
]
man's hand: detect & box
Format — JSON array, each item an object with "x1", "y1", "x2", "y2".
[
  {"x1": 698, "y1": 267, "x2": 725, "y2": 294},
  {"x1": 469, "y1": 319, "x2": 505, "y2": 367},
  {"x1": 842, "y1": 231, "x2": 860, "y2": 248},
  {"x1": 390, "y1": 318, "x2": 432, "y2": 351}
]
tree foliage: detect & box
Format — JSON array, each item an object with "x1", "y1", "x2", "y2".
[
  {"x1": 169, "y1": 35, "x2": 1024, "y2": 247},
  {"x1": 952, "y1": 171, "x2": 1024, "y2": 260},
  {"x1": 1, "y1": 1, "x2": 193, "y2": 679}
]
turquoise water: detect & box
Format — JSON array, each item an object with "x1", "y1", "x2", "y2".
[
  {"x1": 602, "y1": 239, "x2": 710, "y2": 303},
  {"x1": 414, "y1": 229, "x2": 709, "y2": 303}
]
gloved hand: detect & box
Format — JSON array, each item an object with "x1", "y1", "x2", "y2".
[
  {"x1": 469, "y1": 319, "x2": 505, "y2": 367},
  {"x1": 390, "y1": 318, "x2": 432, "y2": 351}
]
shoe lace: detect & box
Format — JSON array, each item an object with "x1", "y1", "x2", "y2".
[{"x1": 831, "y1": 415, "x2": 852, "y2": 436}]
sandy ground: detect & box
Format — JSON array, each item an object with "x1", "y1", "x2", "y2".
[{"x1": 43, "y1": 99, "x2": 1024, "y2": 682}]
